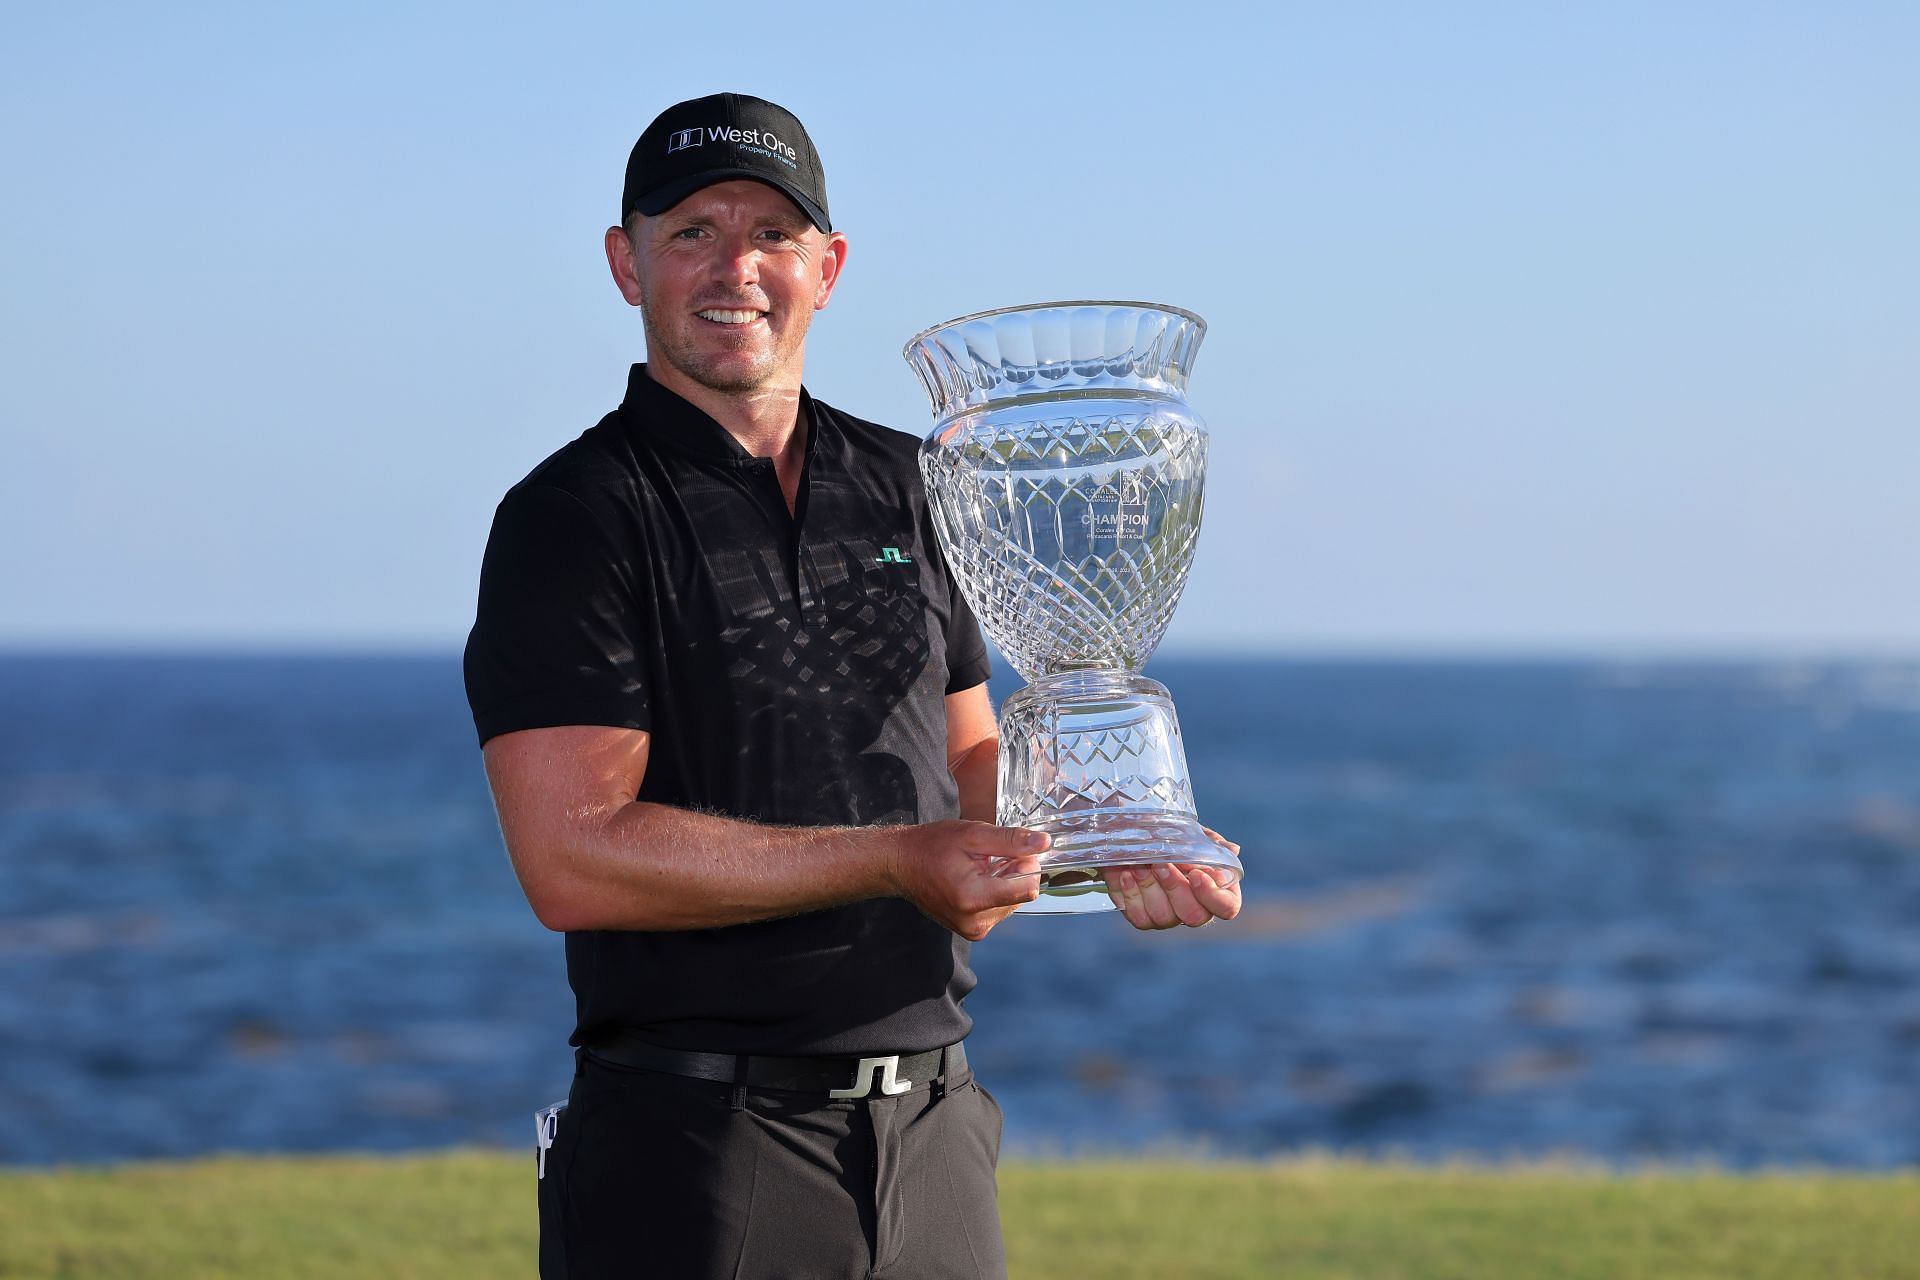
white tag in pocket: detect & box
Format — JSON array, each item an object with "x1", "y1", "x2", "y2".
[{"x1": 535, "y1": 1099, "x2": 568, "y2": 1180}]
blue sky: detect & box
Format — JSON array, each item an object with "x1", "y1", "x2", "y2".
[{"x1": 2, "y1": 2, "x2": 1914, "y2": 654}]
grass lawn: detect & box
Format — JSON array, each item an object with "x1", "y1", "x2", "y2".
[{"x1": 1, "y1": 1149, "x2": 1915, "y2": 1278}]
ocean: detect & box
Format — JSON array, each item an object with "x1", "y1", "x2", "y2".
[{"x1": 2, "y1": 653, "x2": 1917, "y2": 1168}]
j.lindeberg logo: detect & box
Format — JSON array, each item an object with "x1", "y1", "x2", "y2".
[{"x1": 666, "y1": 127, "x2": 703, "y2": 153}]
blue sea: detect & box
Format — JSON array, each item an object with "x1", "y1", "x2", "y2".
[{"x1": 3, "y1": 653, "x2": 1918, "y2": 1169}]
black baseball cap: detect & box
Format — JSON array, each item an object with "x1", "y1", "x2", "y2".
[{"x1": 622, "y1": 92, "x2": 831, "y2": 232}]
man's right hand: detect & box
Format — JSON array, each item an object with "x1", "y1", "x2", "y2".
[{"x1": 888, "y1": 820, "x2": 1048, "y2": 941}]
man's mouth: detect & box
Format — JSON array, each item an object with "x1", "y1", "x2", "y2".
[{"x1": 696, "y1": 308, "x2": 766, "y2": 325}]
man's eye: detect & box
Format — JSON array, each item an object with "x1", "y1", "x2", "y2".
[
  {"x1": 672, "y1": 227, "x2": 705, "y2": 240},
  {"x1": 759, "y1": 229, "x2": 791, "y2": 243}
]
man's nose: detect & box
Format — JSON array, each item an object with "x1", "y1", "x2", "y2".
[{"x1": 710, "y1": 237, "x2": 761, "y2": 287}]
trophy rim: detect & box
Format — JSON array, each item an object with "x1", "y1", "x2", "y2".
[{"x1": 901, "y1": 299, "x2": 1207, "y2": 357}]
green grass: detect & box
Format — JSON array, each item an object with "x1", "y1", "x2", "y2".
[{"x1": 1, "y1": 1150, "x2": 1915, "y2": 1278}]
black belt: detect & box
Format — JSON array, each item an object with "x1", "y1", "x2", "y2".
[{"x1": 584, "y1": 1031, "x2": 967, "y2": 1100}]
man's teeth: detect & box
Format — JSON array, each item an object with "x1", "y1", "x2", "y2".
[{"x1": 698, "y1": 309, "x2": 762, "y2": 324}]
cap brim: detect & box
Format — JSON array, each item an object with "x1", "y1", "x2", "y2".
[{"x1": 631, "y1": 170, "x2": 831, "y2": 233}]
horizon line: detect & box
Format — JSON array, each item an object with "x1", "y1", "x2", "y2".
[{"x1": 3, "y1": 639, "x2": 1918, "y2": 666}]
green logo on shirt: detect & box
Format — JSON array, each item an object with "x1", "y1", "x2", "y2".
[{"x1": 874, "y1": 547, "x2": 913, "y2": 565}]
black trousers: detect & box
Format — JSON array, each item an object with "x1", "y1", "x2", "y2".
[{"x1": 539, "y1": 1048, "x2": 1007, "y2": 1279}]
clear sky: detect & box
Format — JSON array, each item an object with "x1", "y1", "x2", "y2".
[{"x1": 3, "y1": 2, "x2": 1914, "y2": 655}]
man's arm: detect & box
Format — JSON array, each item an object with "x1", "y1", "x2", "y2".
[
  {"x1": 482, "y1": 720, "x2": 1043, "y2": 942},
  {"x1": 945, "y1": 682, "x2": 998, "y2": 822}
]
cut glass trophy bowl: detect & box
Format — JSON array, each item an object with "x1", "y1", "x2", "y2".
[{"x1": 904, "y1": 301, "x2": 1244, "y2": 914}]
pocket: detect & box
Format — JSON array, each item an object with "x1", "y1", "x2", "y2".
[
  {"x1": 969, "y1": 1079, "x2": 1006, "y2": 1167},
  {"x1": 559, "y1": 1063, "x2": 762, "y2": 1277}
]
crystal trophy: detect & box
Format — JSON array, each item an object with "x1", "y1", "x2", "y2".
[{"x1": 905, "y1": 301, "x2": 1244, "y2": 914}]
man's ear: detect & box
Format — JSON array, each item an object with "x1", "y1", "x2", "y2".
[
  {"x1": 605, "y1": 224, "x2": 645, "y2": 307},
  {"x1": 813, "y1": 232, "x2": 849, "y2": 311}
]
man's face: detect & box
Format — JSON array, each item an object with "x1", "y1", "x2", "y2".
[{"x1": 613, "y1": 179, "x2": 847, "y2": 397}]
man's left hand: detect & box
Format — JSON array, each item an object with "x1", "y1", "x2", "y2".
[{"x1": 1102, "y1": 829, "x2": 1242, "y2": 930}]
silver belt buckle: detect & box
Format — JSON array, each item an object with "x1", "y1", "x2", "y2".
[{"x1": 830, "y1": 1054, "x2": 912, "y2": 1099}]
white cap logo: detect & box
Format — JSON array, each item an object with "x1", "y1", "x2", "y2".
[{"x1": 667, "y1": 127, "x2": 703, "y2": 154}]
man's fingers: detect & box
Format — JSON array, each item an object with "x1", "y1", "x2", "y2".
[
  {"x1": 1116, "y1": 868, "x2": 1160, "y2": 928},
  {"x1": 1101, "y1": 866, "x2": 1185, "y2": 929},
  {"x1": 1200, "y1": 826, "x2": 1242, "y2": 856},
  {"x1": 972, "y1": 824, "x2": 1050, "y2": 860},
  {"x1": 1013, "y1": 827, "x2": 1051, "y2": 855},
  {"x1": 952, "y1": 871, "x2": 1041, "y2": 939},
  {"x1": 968, "y1": 830, "x2": 1236, "y2": 901},
  {"x1": 1178, "y1": 859, "x2": 1240, "y2": 892},
  {"x1": 1122, "y1": 864, "x2": 1180, "y2": 928},
  {"x1": 907, "y1": 820, "x2": 1054, "y2": 939},
  {"x1": 1102, "y1": 867, "x2": 1137, "y2": 924},
  {"x1": 986, "y1": 853, "x2": 1046, "y2": 880},
  {"x1": 1147, "y1": 862, "x2": 1215, "y2": 927},
  {"x1": 1102, "y1": 862, "x2": 1241, "y2": 929},
  {"x1": 973, "y1": 864, "x2": 1042, "y2": 907},
  {"x1": 1182, "y1": 864, "x2": 1242, "y2": 921},
  {"x1": 974, "y1": 825, "x2": 1047, "y2": 883}
]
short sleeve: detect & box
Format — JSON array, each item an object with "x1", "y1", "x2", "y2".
[
  {"x1": 462, "y1": 483, "x2": 652, "y2": 745},
  {"x1": 943, "y1": 574, "x2": 993, "y2": 694}
]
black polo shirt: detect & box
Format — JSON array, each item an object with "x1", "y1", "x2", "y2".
[{"x1": 463, "y1": 365, "x2": 993, "y2": 1057}]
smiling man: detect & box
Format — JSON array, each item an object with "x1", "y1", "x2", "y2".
[{"x1": 462, "y1": 92, "x2": 1239, "y2": 1280}]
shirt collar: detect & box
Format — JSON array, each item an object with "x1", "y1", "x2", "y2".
[{"x1": 619, "y1": 364, "x2": 824, "y2": 469}]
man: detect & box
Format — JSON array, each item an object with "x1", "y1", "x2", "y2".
[{"x1": 464, "y1": 92, "x2": 1240, "y2": 1279}]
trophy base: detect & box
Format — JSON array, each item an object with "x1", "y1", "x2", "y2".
[
  {"x1": 1004, "y1": 810, "x2": 1244, "y2": 916},
  {"x1": 996, "y1": 671, "x2": 1242, "y2": 916}
]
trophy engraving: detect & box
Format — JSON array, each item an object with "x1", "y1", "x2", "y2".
[{"x1": 905, "y1": 301, "x2": 1245, "y2": 914}]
